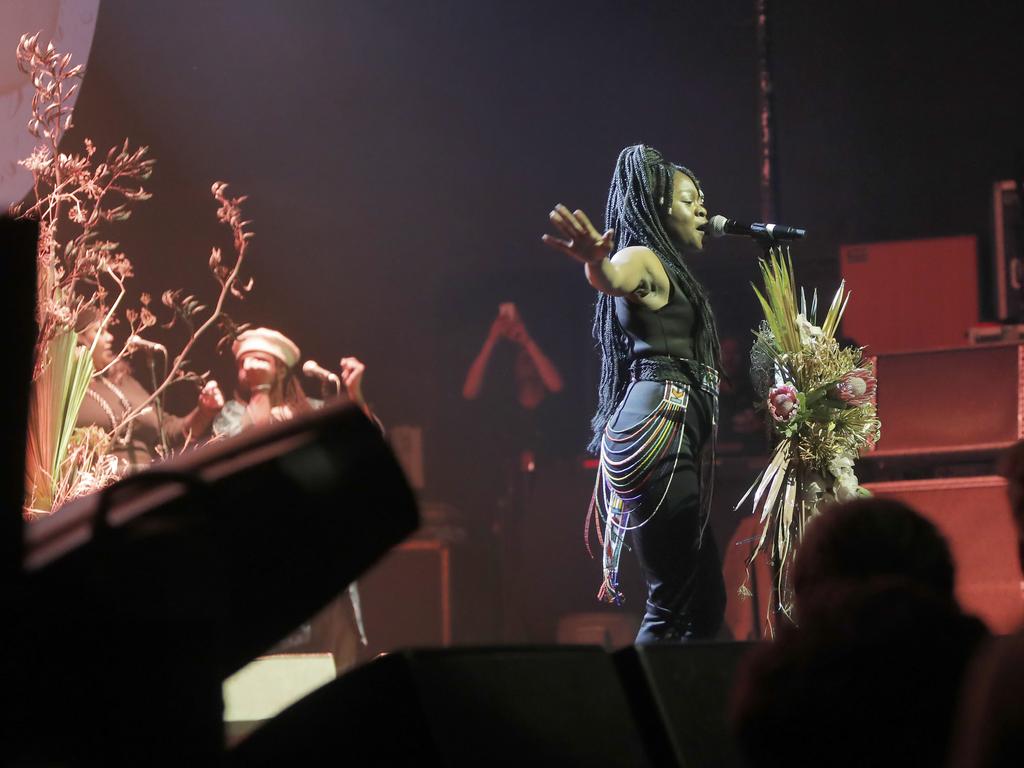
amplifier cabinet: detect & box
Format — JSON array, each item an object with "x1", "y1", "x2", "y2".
[
  {"x1": 358, "y1": 539, "x2": 451, "y2": 656},
  {"x1": 869, "y1": 343, "x2": 1024, "y2": 456},
  {"x1": 840, "y1": 235, "x2": 978, "y2": 354},
  {"x1": 864, "y1": 476, "x2": 1023, "y2": 633}
]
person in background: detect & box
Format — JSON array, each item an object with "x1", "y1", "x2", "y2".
[
  {"x1": 462, "y1": 302, "x2": 563, "y2": 409},
  {"x1": 76, "y1": 308, "x2": 223, "y2": 473},
  {"x1": 214, "y1": 327, "x2": 374, "y2": 437},
  {"x1": 214, "y1": 326, "x2": 377, "y2": 673},
  {"x1": 715, "y1": 335, "x2": 763, "y2": 455},
  {"x1": 462, "y1": 302, "x2": 564, "y2": 641}
]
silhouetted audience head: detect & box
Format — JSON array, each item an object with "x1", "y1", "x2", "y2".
[
  {"x1": 733, "y1": 580, "x2": 987, "y2": 768},
  {"x1": 732, "y1": 498, "x2": 988, "y2": 768},
  {"x1": 793, "y1": 497, "x2": 956, "y2": 619}
]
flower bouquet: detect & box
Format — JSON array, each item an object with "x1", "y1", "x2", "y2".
[{"x1": 738, "y1": 247, "x2": 881, "y2": 624}]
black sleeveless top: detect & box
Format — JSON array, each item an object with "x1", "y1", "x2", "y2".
[{"x1": 615, "y1": 263, "x2": 696, "y2": 362}]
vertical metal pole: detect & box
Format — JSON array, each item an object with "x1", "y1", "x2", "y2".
[
  {"x1": 756, "y1": 0, "x2": 779, "y2": 636},
  {"x1": 756, "y1": 0, "x2": 777, "y2": 223}
]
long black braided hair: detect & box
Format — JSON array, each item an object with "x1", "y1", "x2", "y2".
[{"x1": 587, "y1": 144, "x2": 722, "y2": 454}]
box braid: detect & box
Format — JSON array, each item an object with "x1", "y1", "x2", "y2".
[{"x1": 587, "y1": 144, "x2": 722, "y2": 454}]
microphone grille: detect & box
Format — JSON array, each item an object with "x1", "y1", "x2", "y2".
[
  {"x1": 302, "y1": 360, "x2": 318, "y2": 375},
  {"x1": 709, "y1": 215, "x2": 729, "y2": 237}
]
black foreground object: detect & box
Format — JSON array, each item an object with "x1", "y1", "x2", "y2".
[
  {"x1": 615, "y1": 642, "x2": 756, "y2": 768},
  {"x1": 5, "y1": 401, "x2": 419, "y2": 765},
  {"x1": 229, "y1": 646, "x2": 657, "y2": 768},
  {"x1": 0, "y1": 216, "x2": 37, "y2": 592}
]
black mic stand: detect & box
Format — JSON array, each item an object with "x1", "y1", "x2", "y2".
[
  {"x1": 755, "y1": 233, "x2": 787, "y2": 257},
  {"x1": 146, "y1": 349, "x2": 170, "y2": 457}
]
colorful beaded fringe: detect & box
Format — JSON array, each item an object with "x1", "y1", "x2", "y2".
[{"x1": 591, "y1": 381, "x2": 691, "y2": 605}]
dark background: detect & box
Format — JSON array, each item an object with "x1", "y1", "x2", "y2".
[{"x1": 49, "y1": 0, "x2": 1024, "y2": 642}]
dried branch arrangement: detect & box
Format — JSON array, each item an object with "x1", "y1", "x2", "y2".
[{"x1": 13, "y1": 33, "x2": 253, "y2": 516}]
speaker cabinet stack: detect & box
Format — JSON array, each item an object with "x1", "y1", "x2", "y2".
[
  {"x1": 838, "y1": 234, "x2": 1024, "y2": 631},
  {"x1": 863, "y1": 343, "x2": 1024, "y2": 633},
  {"x1": 862, "y1": 344, "x2": 1024, "y2": 632}
]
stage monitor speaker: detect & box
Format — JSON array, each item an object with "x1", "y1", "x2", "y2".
[
  {"x1": 228, "y1": 647, "x2": 656, "y2": 767},
  {"x1": 865, "y1": 476, "x2": 1023, "y2": 633},
  {"x1": 868, "y1": 344, "x2": 1024, "y2": 456},
  {"x1": 840, "y1": 235, "x2": 978, "y2": 354},
  {"x1": 615, "y1": 642, "x2": 756, "y2": 768},
  {"x1": 6, "y1": 401, "x2": 418, "y2": 765}
]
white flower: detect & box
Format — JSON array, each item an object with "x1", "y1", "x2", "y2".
[
  {"x1": 834, "y1": 467, "x2": 860, "y2": 502},
  {"x1": 796, "y1": 314, "x2": 824, "y2": 347},
  {"x1": 820, "y1": 454, "x2": 861, "y2": 503},
  {"x1": 829, "y1": 455, "x2": 854, "y2": 475}
]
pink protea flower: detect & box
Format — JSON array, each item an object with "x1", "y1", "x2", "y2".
[
  {"x1": 768, "y1": 384, "x2": 800, "y2": 422},
  {"x1": 831, "y1": 368, "x2": 877, "y2": 406}
]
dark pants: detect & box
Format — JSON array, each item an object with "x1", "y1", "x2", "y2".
[{"x1": 608, "y1": 381, "x2": 727, "y2": 643}]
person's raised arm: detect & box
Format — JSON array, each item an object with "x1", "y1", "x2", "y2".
[
  {"x1": 339, "y1": 356, "x2": 385, "y2": 433},
  {"x1": 462, "y1": 313, "x2": 505, "y2": 400},
  {"x1": 178, "y1": 380, "x2": 225, "y2": 439},
  {"x1": 152, "y1": 379, "x2": 224, "y2": 446},
  {"x1": 505, "y1": 307, "x2": 563, "y2": 393},
  {"x1": 542, "y1": 205, "x2": 658, "y2": 298}
]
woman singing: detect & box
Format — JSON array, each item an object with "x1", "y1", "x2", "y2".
[
  {"x1": 542, "y1": 144, "x2": 726, "y2": 642},
  {"x1": 213, "y1": 327, "x2": 374, "y2": 437},
  {"x1": 212, "y1": 326, "x2": 376, "y2": 672}
]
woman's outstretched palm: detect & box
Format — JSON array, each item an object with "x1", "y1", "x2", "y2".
[{"x1": 542, "y1": 204, "x2": 615, "y2": 264}]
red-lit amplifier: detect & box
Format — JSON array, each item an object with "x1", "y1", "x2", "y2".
[
  {"x1": 840, "y1": 235, "x2": 978, "y2": 354},
  {"x1": 864, "y1": 476, "x2": 1023, "y2": 633},
  {"x1": 868, "y1": 343, "x2": 1024, "y2": 456}
]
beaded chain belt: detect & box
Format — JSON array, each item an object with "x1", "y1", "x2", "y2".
[{"x1": 589, "y1": 356, "x2": 721, "y2": 605}]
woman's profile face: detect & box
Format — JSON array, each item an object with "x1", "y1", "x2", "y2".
[
  {"x1": 664, "y1": 171, "x2": 708, "y2": 253},
  {"x1": 81, "y1": 321, "x2": 115, "y2": 369}
]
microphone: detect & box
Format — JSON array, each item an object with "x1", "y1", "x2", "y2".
[
  {"x1": 708, "y1": 214, "x2": 806, "y2": 241},
  {"x1": 302, "y1": 360, "x2": 341, "y2": 387},
  {"x1": 126, "y1": 335, "x2": 167, "y2": 355}
]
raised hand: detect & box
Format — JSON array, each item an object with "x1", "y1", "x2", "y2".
[
  {"x1": 198, "y1": 379, "x2": 225, "y2": 413},
  {"x1": 505, "y1": 316, "x2": 530, "y2": 346},
  {"x1": 542, "y1": 204, "x2": 615, "y2": 264},
  {"x1": 339, "y1": 356, "x2": 366, "y2": 405},
  {"x1": 491, "y1": 302, "x2": 523, "y2": 342}
]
